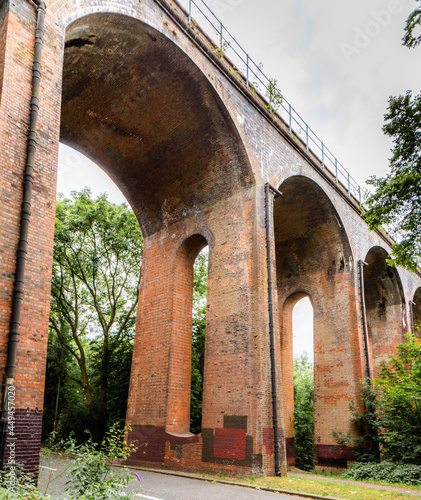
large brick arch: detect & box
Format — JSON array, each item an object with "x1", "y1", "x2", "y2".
[
  {"x1": 60, "y1": 12, "x2": 253, "y2": 236},
  {"x1": 274, "y1": 175, "x2": 362, "y2": 467},
  {"x1": 363, "y1": 246, "x2": 406, "y2": 376},
  {"x1": 58, "y1": 9, "x2": 265, "y2": 476}
]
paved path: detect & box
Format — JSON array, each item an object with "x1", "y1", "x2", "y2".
[
  {"x1": 39, "y1": 454, "x2": 306, "y2": 500},
  {"x1": 39, "y1": 453, "x2": 421, "y2": 499}
]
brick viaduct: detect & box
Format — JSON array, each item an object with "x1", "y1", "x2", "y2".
[{"x1": 1, "y1": 0, "x2": 421, "y2": 477}]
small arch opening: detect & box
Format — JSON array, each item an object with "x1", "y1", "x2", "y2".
[
  {"x1": 413, "y1": 288, "x2": 421, "y2": 337},
  {"x1": 292, "y1": 297, "x2": 314, "y2": 471},
  {"x1": 293, "y1": 297, "x2": 314, "y2": 362},
  {"x1": 190, "y1": 247, "x2": 209, "y2": 434},
  {"x1": 166, "y1": 234, "x2": 208, "y2": 435},
  {"x1": 280, "y1": 293, "x2": 314, "y2": 469}
]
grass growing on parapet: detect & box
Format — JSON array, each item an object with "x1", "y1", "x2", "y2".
[
  {"x1": 198, "y1": 472, "x2": 420, "y2": 500},
  {"x1": 265, "y1": 78, "x2": 283, "y2": 113},
  {"x1": 214, "y1": 40, "x2": 230, "y2": 60}
]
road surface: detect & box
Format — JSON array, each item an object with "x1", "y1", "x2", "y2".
[{"x1": 39, "y1": 454, "x2": 308, "y2": 499}]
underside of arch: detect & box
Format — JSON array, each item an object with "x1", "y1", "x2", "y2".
[
  {"x1": 274, "y1": 176, "x2": 353, "y2": 297},
  {"x1": 364, "y1": 246, "x2": 406, "y2": 374},
  {"x1": 60, "y1": 13, "x2": 253, "y2": 236}
]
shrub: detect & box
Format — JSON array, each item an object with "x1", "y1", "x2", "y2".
[
  {"x1": 294, "y1": 354, "x2": 314, "y2": 471},
  {"x1": 60, "y1": 426, "x2": 136, "y2": 500},
  {"x1": 342, "y1": 461, "x2": 421, "y2": 486}
]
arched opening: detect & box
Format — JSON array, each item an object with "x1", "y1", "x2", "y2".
[
  {"x1": 281, "y1": 293, "x2": 314, "y2": 469},
  {"x1": 60, "y1": 12, "x2": 252, "y2": 238},
  {"x1": 413, "y1": 288, "x2": 421, "y2": 336},
  {"x1": 190, "y1": 247, "x2": 209, "y2": 434},
  {"x1": 42, "y1": 146, "x2": 143, "y2": 444},
  {"x1": 275, "y1": 175, "x2": 358, "y2": 467},
  {"x1": 293, "y1": 297, "x2": 314, "y2": 362},
  {"x1": 166, "y1": 235, "x2": 208, "y2": 435},
  {"x1": 363, "y1": 246, "x2": 406, "y2": 376}
]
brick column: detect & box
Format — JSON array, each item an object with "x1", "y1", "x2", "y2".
[
  {"x1": 0, "y1": 1, "x2": 62, "y2": 474},
  {"x1": 126, "y1": 188, "x2": 283, "y2": 475}
]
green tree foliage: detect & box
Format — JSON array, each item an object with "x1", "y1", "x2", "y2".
[
  {"x1": 375, "y1": 333, "x2": 421, "y2": 464},
  {"x1": 190, "y1": 249, "x2": 208, "y2": 434},
  {"x1": 293, "y1": 353, "x2": 314, "y2": 471},
  {"x1": 403, "y1": 0, "x2": 421, "y2": 48},
  {"x1": 333, "y1": 382, "x2": 381, "y2": 463},
  {"x1": 364, "y1": 3, "x2": 421, "y2": 271},
  {"x1": 44, "y1": 189, "x2": 143, "y2": 443},
  {"x1": 364, "y1": 91, "x2": 421, "y2": 270},
  {"x1": 349, "y1": 383, "x2": 381, "y2": 463},
  {"x1": 337, "y1": 334, "x2": 421, "y2": 466}
]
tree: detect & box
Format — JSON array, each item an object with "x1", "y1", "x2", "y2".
[
  {"x1": 337, "y1": 334, "x2": 421, "y2": 465},
  {"x1": 364, "y1": 4, "x2": 421, "y2": 271},
  {"x1": 46, "y1": 189, "x2": 143, "y2": 442},
  {"x1": 403, "y1": 0, "x2": 421, "y2": 49},
  {"x1": 333, "y1": 382, "x2": 381, "y2": 463},
  {"x1": 190, "y1": 249, "x2": 208, "y2": 434},
  {"x1": 375, "y1": 333, "x2": 421, "y2": 464},
  {"x1": 293, "y1": 353, "x2": 314, "y2": 471},
  {"x1": 364, "y1": 92, "x2": 421, "y2": 271}
]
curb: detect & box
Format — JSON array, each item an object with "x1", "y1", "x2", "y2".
[{"x1": 123, "y1": 465, "x2": 346, "y2": 500}]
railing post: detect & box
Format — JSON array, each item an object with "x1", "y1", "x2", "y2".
[
  {"x1": 188, "y1": 0, "x2": 192, "y2": 23},
  {"x1": 321, "y1": 142, "x2": 324, "y2": 167},
  {"x1": 306, "y1": 124, "x2": 309, "y2": 151},
  {"x1": 347, "y1": 172, "x2": 351, "y2": 195},
  {"x1": 335, "y1": 158, "x2": 338, "y2": 182},
  {"x1": 246, "y1": 54, "x2": 249, "y2": 86},
  {"x1": 288, "y1": 104, "x2": 292, "y2": 133},
  {"x1": 220, "y1": 22, "x2": 223, "y2": 51}
]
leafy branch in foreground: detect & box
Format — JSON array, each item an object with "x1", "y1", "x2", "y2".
[{"x1": 61, "y1": 426, "x2": 137, "y2": 500}]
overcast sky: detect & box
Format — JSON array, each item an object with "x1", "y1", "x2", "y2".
[{"x1": 57, "y1": 0, "x2": 421, "y2": 362}]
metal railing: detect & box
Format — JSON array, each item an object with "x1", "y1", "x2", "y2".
[{"x1": 174, "y1": 0, "x2": 368, "y2": 205}]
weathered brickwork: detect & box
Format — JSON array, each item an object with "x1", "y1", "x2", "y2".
[
  {"x1": 3, "y1": 409, "x2": 43, "y2": 476},
  {"x1": 0, "y1": 0, "x2": 421, "y2": 477}
]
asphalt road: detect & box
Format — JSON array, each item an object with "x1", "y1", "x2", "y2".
[
  {"x1": 127, "y1": 470, "x2": 305, "y2": 500},
  {"x1": 39, "y1": 454, "x2": 307, "y2": 500}
]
